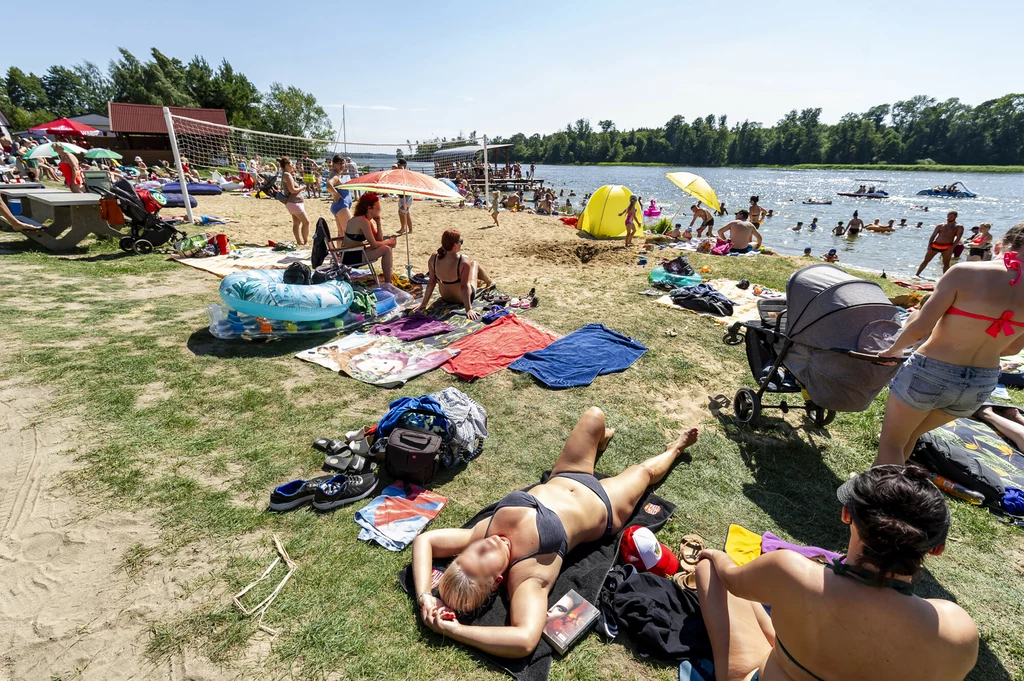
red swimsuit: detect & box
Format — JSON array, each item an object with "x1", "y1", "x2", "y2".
[{"x1": 945, "y1": 252, "x2": 1024, "y2": 337}]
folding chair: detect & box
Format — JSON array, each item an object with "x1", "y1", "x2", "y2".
[
  {"x1": 82, "y1": 170, "x2": 112, "y2": 195},
  {"x1": 326, "y1": 237, "x2": 380, "y2": 286},
  {"x1": 311, "y1": 217, "x2": 379, "y2": 286}
]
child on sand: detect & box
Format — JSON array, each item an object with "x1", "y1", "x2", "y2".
[
  {"x1": 618, "y1": 195, "x2": 640, "y2": 248},
  {"x1": 803, "y1": 247, "x2": 813, "y2": 257},
  {"x1": 490, "y1": 191, "x2": 501, "y2": 227}
]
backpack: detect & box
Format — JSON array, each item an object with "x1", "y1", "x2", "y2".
[
  {"x1": 282, "y1": 262, "x2": 312, "y2": 285},
  {"x1": 386, "y1": 428, "x2": 442, "y2": 485},
  {"x1": 664, "y1": 255, "x2": 695, "y2": 276}
]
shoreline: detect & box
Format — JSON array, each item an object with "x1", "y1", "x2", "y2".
[{"x1": 579, "y1": 162, "x2": 1024, "y2": 173}]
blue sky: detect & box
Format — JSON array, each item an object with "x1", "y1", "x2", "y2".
[{"x1": 6, "y1": 0, "x2": 1022, "y2": 142}]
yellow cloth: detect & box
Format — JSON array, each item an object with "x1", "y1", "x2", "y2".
[{"x1": 724, "y1": 524, "x2": 762, "y2": 566}]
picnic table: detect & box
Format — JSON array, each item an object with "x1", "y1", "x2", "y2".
[
  {"x1": 0, "y1": 188, "x2": 122, "y2": 251},
  {"x1": 0, "y1": 182, "x2": 45, "y2": 191}
]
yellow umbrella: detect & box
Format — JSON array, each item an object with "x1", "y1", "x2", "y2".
[{"x1": 666, "y1": 171, "x2": 721, "y2": 214}]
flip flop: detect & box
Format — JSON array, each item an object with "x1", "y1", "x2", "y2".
[
  {"x1": 679, "y1": 535, "x2": 706, "y2": 566},
  {"x1": 312, "y1": 438, "x2": 348, "y2": 456}
]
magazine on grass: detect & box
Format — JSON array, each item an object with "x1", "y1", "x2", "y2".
[{"x1": 542, "y1": 590, "x2": 599, "y2": 655}]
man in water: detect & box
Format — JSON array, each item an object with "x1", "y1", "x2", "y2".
[
  {"x1": 847, "y1": 210, "x2": 864, "y2": 235},
  {"x1": 718, "y1": 209, "x2": 762, "y2": 254},
  {"x1": 792, "y1": 221, "x2": 803, "y2": 231},
  {"x1": 915, "y1": 211, "x2": 964, "y2": 277},
  {"x1": 689, "y1": 204, "x2": 715, "y2": 237},
  {"x1": 748, "y1": 196, "x2": 766, "y2": 227},
  {"x1": 899, "y1": 218, "x2": 908, "y2": 227},
  {"x1": 832, "y1": 221, "x2": 846, "y2": 236}
]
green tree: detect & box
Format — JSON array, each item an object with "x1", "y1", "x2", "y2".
[
  {"x1": 42, "y1": 66, "x2": 87, "y2": 117},
  {"x1": 5, "y1": 67, "x2": 49, "y2": 111},
  {"x1": 259, "y1": 83, "x2": 333, "y2": 139}
]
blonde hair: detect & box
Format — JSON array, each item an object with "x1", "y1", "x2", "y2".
[{"x1": 438, "y1": 561, "x2": 495, "y2": 614}]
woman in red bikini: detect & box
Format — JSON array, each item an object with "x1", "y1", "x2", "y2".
[{"x1": 876, "y1": 222, "x2": 1024, "y2": 466}]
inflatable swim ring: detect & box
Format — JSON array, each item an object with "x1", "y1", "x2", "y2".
[
  {"x1": 219, "y1": 269, "x2": 354, "y2": 321},
  {"x1": 644, "y1": 208, "x2": 662, "y2": 217},
  {"x1": 865, "y1": 225, "x2": 895, "y2": 233}
]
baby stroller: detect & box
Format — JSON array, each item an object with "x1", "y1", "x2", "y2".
[
  {"x1": 104, "y1": 179, "x2": 187, "y2": 255},
  {"x1": 721, "y1": 264, "x2": 904, "y2": 426}
]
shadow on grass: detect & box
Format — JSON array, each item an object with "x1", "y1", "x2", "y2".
[{"x1": 186, "y1": 328, "x2": 322, "y2": 359}]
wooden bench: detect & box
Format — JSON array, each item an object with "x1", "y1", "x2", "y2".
[{"x1": 17, "y1": 192, "x2": 122, "y2": 252}]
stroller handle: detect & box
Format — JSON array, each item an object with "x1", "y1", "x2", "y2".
[{"x1": 842, "y1": 350, "x2": 910, "y2": 365}]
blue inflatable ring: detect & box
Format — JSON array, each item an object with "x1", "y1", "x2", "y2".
[{"x1": 219, "y1": 269, "x2": 354, "y2": 321}]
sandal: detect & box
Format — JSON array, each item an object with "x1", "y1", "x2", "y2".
[
  {"x1": 324, "y1": 452, "x2": 376, "y2": 475},
  {"x1": 673, "y1": 569, "x2": 697, "y2": 592},
  {"x1": 312, "y1": 438, "x2": 348, "y2": 456},
  {"x1": 679, "y1": 534, "x2": 706, "y2": 566}
]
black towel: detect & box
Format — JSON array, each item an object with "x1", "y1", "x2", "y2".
[{"x1": 398, "y1": 472, "x2": 675, "y2": 681}]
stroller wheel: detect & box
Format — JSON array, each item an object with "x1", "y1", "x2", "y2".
[
  {"x1": 806, "y1": 404, "x2": 837, "y2": 427},
  {"x1": 133, "y1": 239, "x2": 154, "y2": 255},
  {"x1": 723, "y1": 331, "x2": 744, "y2": 346},
  {"x1": 118, "y1": 236, "x2": 134, "y2": 252},
  {"x1": 733, "y1": 388, "x2": 761, "y2": 425}
]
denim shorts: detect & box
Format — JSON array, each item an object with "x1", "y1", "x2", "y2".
[{"x1": 889, "y1": 353, "x2": 1000, "y2": 417}]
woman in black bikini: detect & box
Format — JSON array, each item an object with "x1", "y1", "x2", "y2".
[
  {"x1": 341, "y1": 193, "x2": 396, "y2": 283},
  {"x1": 416, "y1": 229, "x2": 493, "y2": 321},
  {"x1": 697, "y1": 465, "x2": 978, "y2": 681},
  {"x1": 413, "y1": 408, "x2": 698, "y2": 658}
]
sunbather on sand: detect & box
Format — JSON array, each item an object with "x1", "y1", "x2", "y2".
[
  {"x1": 413, "y1": 408, "x2": 698, "y2": 658},
  {"x1": 416, "y1": 229, "x2": 493, "y2": 321},
  {"x1": 697, "y1": 464, "x2": 977, "y2": 681}
]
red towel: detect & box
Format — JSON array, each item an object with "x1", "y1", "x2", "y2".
[{"x1": 442, "y1": 315, "x2": 559, "y2": 381}]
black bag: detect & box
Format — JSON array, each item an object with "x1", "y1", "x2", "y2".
[
  {"x1": 664, "y1": 255, "x2": 695, "y2": 276},
  {"x1": 386, "y1": 428, "x2": 442, "y2": 485},
  {"x1": 283, "y1": 262, "x2": 312, "y2": 285}
]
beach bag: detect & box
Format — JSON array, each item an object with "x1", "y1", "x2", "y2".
[
  {"x1": 711, "y1": 239, "x2": 732, "y2": 256},
  {"x1": 174, "y1": 233, "x2": 211, "y2": 257},
  {"x1": 386, "y1": 428, "x2": 442, "y2": 485},
  {"x1": 664, "y1": 255, "x2": 695, "y2": 276},
  {"x1": 283, "y1": 262, "x2": 312, "y2": 285},
  {"x1": 275, "y1": 189, "x2": 290, "y2": 203},
  {"x1": 99, "y1": 197, "x2": 125, "y2": 226}
]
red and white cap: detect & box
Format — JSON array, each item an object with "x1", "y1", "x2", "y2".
[{"x1": 620, "y1": 526, "x2": 679, "y2": 577}]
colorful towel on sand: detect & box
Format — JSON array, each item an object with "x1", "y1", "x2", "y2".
[
  {"x1": 413, "y1": 299, "x2": 493, "y2": 348},
  {"x1": 296, "y1": 333, "x2": 458, "y2": 388},
  {"x1": 893, "y1": 279, "x2": 935, "y2": 291},
  {"x1": 653, "y1": 278, "x2": 763, "y2": 326},
  {"x1": 354, "y1": 482, "x2": 448, "y2": 551},
  {"x1": 172, "y1": 246, "x2": 312, "y2": 278},
  {"x1": 370, "y1": 313, "x2": 457, "y2": 341},
  {"x1": 443, "y1": 315, "x2": 560, "y2": 381},
  {"x1": 725, "y1": 524, "x2": 843, "y2": 566},
  {"x1": 510, "y1": 323, "x2": 646, "y2": 388}
]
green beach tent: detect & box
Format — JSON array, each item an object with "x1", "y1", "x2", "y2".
[{"x1": 578, "y1": 184, "x2": 635, "y2": 239}]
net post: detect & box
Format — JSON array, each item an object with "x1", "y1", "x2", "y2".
[
  {"x1": 483, "y1": 134, "x2": 489, "y2": 206},
  {"x1": 163, "y1": 107, "x2": 194, "y2": 225}
]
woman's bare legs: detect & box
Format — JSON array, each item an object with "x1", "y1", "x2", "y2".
[
  {"x1": 550, "y1": 407, "x2": 613, "y2": 477},
  {"x1": 469, "y1": 261, "x2": 493, "y2": 288},
  {"x1": 334, "y1": 207, "x2": 352, "y2": 238},
  {"x1": 876, "y1": 393, "x2": 954, "y2": 466},
  {"x1": 291, "y1": 214, "x2": 302, "y2": 243},
  {"x1": 976, "y1": 406, "x2": 1024, "y2": 451},
  {"x1": 363, "y1": 245, "x2": 393, "y2": 282},
  {"x1": 299, "y1": 215, "x2": 310, "y2": 245},
  {"x1": 696, "y1": 559, "x2": 774, "y2": 681},
  {"x1": 600, "y1": 427, "x2": 698, "y2": 532}
]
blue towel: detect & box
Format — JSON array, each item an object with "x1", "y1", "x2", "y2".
[
  {"x1": 509, "y1": 324, "x2": 647, "y2": 388},
  {"x1": 377, "y1": 395, "x2": 447, "y2": 438}
]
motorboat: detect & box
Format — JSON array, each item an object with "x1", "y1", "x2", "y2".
[
  {"x1": 837, "y1": 189, "x2": 889, "y2": 199},
  {"x1": 916, "y1": 182, "x2": 977, "y2": 198}
]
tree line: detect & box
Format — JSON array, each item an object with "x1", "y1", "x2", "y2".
[
  {"x1": 1, "y1": 48, "x2": 334, "y2": 140},
  {"x1": 493, "y1": 94, "x2": 1024, "y2": 166}
]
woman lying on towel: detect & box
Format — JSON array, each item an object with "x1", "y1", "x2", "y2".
[
  {"x1": 412, "y1": 407, "x2": 697, "y2": 658},
  {"x1": 697, "y1": 465, "x2": 978, "y2": 681}
]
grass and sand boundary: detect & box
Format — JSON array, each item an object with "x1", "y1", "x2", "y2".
[{"x1": 1, "y1": 195, "x2": 1022, "y2": 680}]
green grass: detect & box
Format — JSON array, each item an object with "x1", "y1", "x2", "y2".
[{"x1": 1, "y1": 233, "x2": 1022, "y2": 680}]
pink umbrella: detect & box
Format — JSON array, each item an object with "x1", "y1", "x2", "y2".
[
  {"x1": 340, "y1": 169, "x2": 463, "y2": 276},
  {"x1": 29, "y1": 117, "x2": 101, "y2": 136}
]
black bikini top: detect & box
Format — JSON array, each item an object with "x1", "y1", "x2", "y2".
[
  {"x1": 484, "y1": 491, "x2": 567, "y2": 567},
  {"x1": 434, "y1": 254, "x2": 463, "y2": 285},
  {"x1": 824, "y1": 558, "x2": 914, "y2": 595}
]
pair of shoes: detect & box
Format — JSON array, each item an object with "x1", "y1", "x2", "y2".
[
  {"x1": 313, "y1": 435, "x2": 375, "y2": 475},
  {"x1": 269, "y1": 473, "x2": 378, "y2": 512},
  {"x1": 313, "y1": 435, "x2": 370, "y2": 456},
  {"x1": 672, "y1": 534, "x2": 706, "y2": 591}
]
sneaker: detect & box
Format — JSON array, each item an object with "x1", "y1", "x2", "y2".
[
  {"x1": 312, "y1": 473, "x2": 378, "y2": 511},
  {"x1": 269, "y1": 476, "x2": 332, "y2": 511}
]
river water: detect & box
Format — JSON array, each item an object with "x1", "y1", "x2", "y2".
[{"x1": 528, "y1": 165, "x2": 1023, "y2": 278}]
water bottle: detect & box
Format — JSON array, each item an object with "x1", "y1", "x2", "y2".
[{"x1": 928, "y1": 472, "x2": 985, "y2": 505}]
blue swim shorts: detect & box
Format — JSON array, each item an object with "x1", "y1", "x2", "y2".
[{"x1": 889, "y1": 352, "x2": 1000, "y2": 418}]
